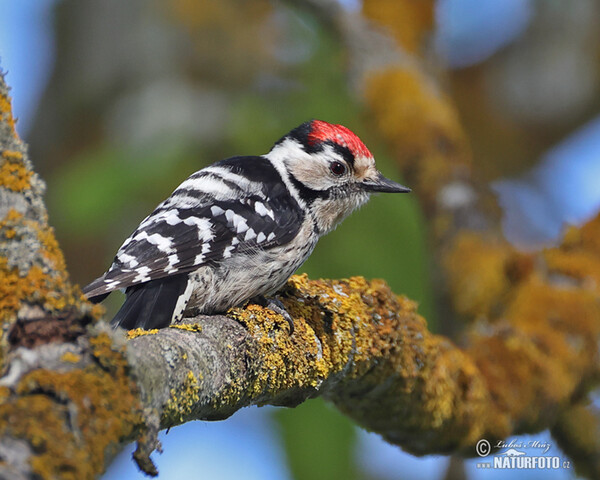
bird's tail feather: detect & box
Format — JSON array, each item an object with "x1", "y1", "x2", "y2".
[
  {"x1": 82, "y1": 275, "x2": 111, "y2": 303},
  {"x1": 111, "y1": 274, "x2": 189, "y2": 330}
]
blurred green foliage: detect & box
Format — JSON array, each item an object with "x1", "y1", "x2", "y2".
[{"x1": 49, "y1": 144, "x2": 196, "y2": 237}]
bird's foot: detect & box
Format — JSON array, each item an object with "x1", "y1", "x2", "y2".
[{"x1": 250, "y1": 295, "x2": 294, "y2": 335}]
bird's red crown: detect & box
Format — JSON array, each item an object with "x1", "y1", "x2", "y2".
[{"x1": 307, "y1": 120, "x2": 373, "y2": 160}]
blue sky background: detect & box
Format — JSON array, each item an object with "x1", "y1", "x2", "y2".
[{"x1": 0, "y1": 1, "x2": 595, "y2": 479}]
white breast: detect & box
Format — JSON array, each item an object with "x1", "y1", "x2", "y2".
[{"x1": 183, "y1": 222, "x2": 318, "y2": 315}]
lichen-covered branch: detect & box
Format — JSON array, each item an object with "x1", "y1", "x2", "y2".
[
  {"x1": 0, "y1": 71, "x2": 146, "y2": 479},
  {"x1": 126, "y1": 275, "x2": 487, "y2": 457},
  {"x1": 0, "y1": 72, "x2": 93, "y2": 367}
]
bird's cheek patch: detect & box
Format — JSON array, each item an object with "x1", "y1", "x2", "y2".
[{"x1": 289, "y1": 162, "x2": 332, "y2": 191}]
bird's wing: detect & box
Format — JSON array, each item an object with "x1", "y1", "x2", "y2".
[{"x1": 82, "y1": 156, "x2": 305, "y2": 300}]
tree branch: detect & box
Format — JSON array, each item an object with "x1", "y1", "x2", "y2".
[{"x1": 126, "y1": 275, "x2": 490, "y2": 459}]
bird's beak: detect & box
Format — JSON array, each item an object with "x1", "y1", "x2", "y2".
[{"x1": 361, "y1": 172, "x2": 411, "y2": 193}]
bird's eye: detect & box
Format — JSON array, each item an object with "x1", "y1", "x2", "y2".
[{"x1": 329, "y1": 161, "x2": 346, "y2": 176}]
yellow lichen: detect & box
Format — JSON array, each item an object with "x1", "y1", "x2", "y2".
[
  {"x1": 0, "y1": 209, "x2": 83, "y2": 329},
  {"x1": 227, "y1": 303, "x2": 309, "y2": 398},
  {"x1": 0, "y1": 82, "x2": 142, "y2": 478},
  {"x1": 126, "y1": 328, "x2": 159, "y2": 339},
  {"x1": 0, "y1": 260, "x2": 66, "y2": 322},
  {"x1": 169, "y1": 323, "x2": 203, "y2": 333},
  {"x1": 275, "y1": 275, "x2": 493, "y2": 451},
  {"x1": 579, "y1": 215, "x2": 600, "y2": 254},
  {"x1": 0, "y1": 152, "x2": 32, "y2": 191},
  {"x1": 0, "y1": 386, "x2": 10, "y2": 402},
  {"x1": 0, "y1": 91, "x2": 16, "y2": 134},
  {"x1": 220, "y1": 272, "x2": 468, "y2": 447},
  {"x1": 164, "y1": 371, "x2": 200, "y2": 423},
  {"x1": 0, "y1": 209, "x2": 22, "y2": 243},
  {"x1": 1, "y1": 333, "x2": 143, "y2": 480},
  {"x1": 363, "y1": 68, "x2": 470, "y2": 209},
  {"x1": 461, "y1": 214, "x2": 600, "y2": 436},
  {"x1": 544, "y1": 246, "x2": 600, "y2": 287},
  {"x1": 362, "y1": 0, "x2": 434, "y2": 53},
  {"x1": 34, "y1": 221, "x2": 68, "y2": 274},
  {"x1": 443, "y1": 232, "x2": 513, "y2": 318},
  {"x1": 360, "y1": 0, "x2": 600, "y2": 452},
  {"x1": 60, "y1": 351, "x2": 81, "y2": 363}
]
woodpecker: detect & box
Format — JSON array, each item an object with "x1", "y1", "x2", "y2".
[{"x1": 83, "y1": 120, "x2": 410, "y2": 330}]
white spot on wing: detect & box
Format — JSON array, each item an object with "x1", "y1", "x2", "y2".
[
  {"x1": 117, "y1": 252, "x2": 139, "y2": 268},
  {"x1": 137, "y1": 208, "x2": 182, "y2": 228},
  {"x1": 120, "y1": 236, "x2": 133, "y2": 248},
  {"x1": 104, "y1": 279, "x2": 121, "y2": 289},
  {"x1": 244, "y1": 228, "x2": 256, "y2": 241},
  {"x1": 256, "y1": 232, "x2": 266, "y2": 243},
  {"x1": 164, "y1": 254, "x2": 180, "y2": 273},
  {"x1": 133, "y1": 231, "x2": 174, "y2": 253},
  {"x1": 267, "y1": 232, "x2": 275, "y2": 242},
  {"x1": 254, "y1": 201, "x2": 274, "y2": 220},
  {"x1": 211, "y1": 205, "x2": 225, "y2": 216},
  {"x1": 233, "y1": 216, "x2": 248, "y2": 233},
  {"x1": 164, "y1": 209, "x2": 182, "y2": 225},
  {"x1": 225, "y1": 209, "x2": 249, "y2": 233},
  {"x1": 193, "y1": 245, "x2": 211, "y2": 266},
  {"x1": 133, "y1": 266, "x2": 152, "y2": 283},
  {"x1": 182, "y1": 216, "x2": 213, "y2": 241}
]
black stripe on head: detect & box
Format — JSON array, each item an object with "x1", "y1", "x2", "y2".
[
  {"x1": 278, "y1": 121, "x2": 314, "y2": 151},
  {"x1": 288, "y1": 172, "x2": 330, "y2": 205},
  {"x1": 326, "y1": 141, "x2": 355, "y2": 169},
  {"x1": 277, "y1": 122, "x2": 356, "y2": 169}
]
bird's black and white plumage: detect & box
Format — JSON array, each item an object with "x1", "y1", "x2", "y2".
[{"x1": 83, "y1": 120, "x2": 410, "y2": 330}]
